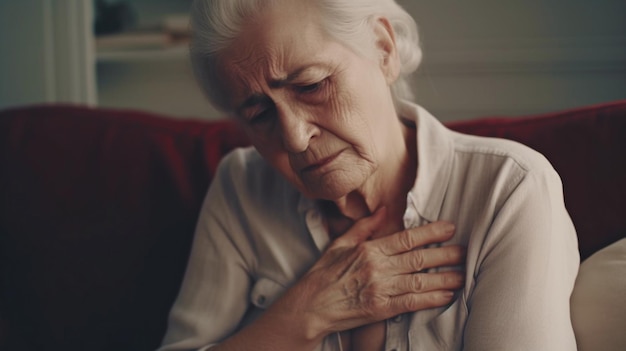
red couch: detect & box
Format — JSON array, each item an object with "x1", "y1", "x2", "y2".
[{"x1": 1, "y1": 101, "x2": 625, "y2": 350}]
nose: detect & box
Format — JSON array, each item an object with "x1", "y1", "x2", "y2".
[{"x1": 277, "y1": 105, "x2": 318, "y2": 153}]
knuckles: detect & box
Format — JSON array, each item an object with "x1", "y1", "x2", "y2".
[
  {"x1": 358, "y1": 291, "x2": 390, "y2": 315},
  {"x1": 411, "y1": 274, "x2": 425, "y2": 291},
  {"x1": 353, "y1": 241, "x2": 383, "y2": 265},
  {"x1": 408, "y1": 250, "x2": 426, "y2": 271},
  {"x1": 397, "y1": 230, "x2": 416, "y2": 252}
]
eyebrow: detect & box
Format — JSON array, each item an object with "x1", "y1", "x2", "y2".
[
  {"x1": 236, "y1": 63, "x2": 330, "y2": 112},
  {"x1": 271, "y1": 64, "x2": 324, "y2": 87},
  {"x1": 238, "y1": 94, "x2": 271, "y2": 112}
]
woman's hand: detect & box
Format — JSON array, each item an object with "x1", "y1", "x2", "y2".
[
  {"x1": 267, "y1": 207, "x2": 466, "y2": 342},
  {"x1": 212, "y1": 208, "x2": 465, "y2": 351}
]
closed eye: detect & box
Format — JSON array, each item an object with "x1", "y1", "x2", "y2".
[
  {"x1": 294, "y1": 78, "x2": 328, "y2": 94},
  {"x1": 248, "y1": 105, "x2": 276, "y2": 125}
]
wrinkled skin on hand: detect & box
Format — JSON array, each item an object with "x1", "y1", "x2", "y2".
[{"x1": 270, "y1": 207, "x2": 466, "y2": 341}]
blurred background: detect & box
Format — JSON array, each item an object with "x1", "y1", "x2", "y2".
[{"x1": 0, "y1": 0, "x2": 624, "y2": 121}]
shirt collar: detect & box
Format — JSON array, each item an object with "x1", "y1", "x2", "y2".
[
  {"x1": 398, "y1": 100, "x2": 455, "y2": 222},
  {"x1": 297, "y1": 194, "x2": 330, "y2": 251}
]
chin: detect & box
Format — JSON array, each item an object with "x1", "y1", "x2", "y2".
[{"x1": 301, "y1": 174, "x2": 365, "y2": 201}]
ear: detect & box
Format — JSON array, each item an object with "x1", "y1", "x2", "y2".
[{"x1": 373, "y1": 17, "x2": 400, "y2": 85}]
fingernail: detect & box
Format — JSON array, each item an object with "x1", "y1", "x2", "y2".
[
  {"x1": 443, "y1": 291, "x2": 455, "y2": 300},
  {"x1": 443, "y1": 222, "x2": 455, "y2": 235}
]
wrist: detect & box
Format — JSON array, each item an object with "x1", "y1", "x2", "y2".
[{"x1": 265, "y1": 283, "x2": 329, "y2": 344}]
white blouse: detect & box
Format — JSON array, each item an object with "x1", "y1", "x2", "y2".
[{"x1": 159, "y1": 102, "x2": 579, "y2": 351}]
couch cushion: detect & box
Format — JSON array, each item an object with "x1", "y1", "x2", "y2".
[
  {"x1": 571, "y1": 238, "x2": 626, "y2": 351},
  {"x1": 0, "y1": 104, "x2": 248, "y2": 350}
]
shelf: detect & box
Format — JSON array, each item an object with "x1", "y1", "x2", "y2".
[
  {"x1": 95, "y1": 30, "x2": 190, "y2": 63},
  {"x1": 96, "y1": 45, "x2": 189, "y2": 63}
]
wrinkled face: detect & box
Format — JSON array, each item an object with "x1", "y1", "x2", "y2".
[{"x1": 217, "y1": 1, "x2": 402, "y2": 200}]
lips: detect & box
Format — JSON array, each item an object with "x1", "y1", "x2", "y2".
[{"x1": 300, "y1": 150, "x2": 344, "y2": 173}]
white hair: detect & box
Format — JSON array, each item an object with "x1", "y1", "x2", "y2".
[{"x1": 190, "y1": 0, "x2": 422, "y2": 111}]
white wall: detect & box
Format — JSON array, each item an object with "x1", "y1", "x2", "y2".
[
  {"x1": 2, "y1": 1, "x2": 625, "y2": 121},
  {"x1": 398, "y1": 0, "x2": 626, "y2": 121},
  {"x1": 96, "y1": 58, "x2": 221, "y2": 119},
  {"x1": 91, "y1": 0, "x2": 626, "y2": 121}
]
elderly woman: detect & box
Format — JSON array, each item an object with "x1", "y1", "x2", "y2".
[{"x1": 159, "y1": 0, "x2": 579, "y2": 350}]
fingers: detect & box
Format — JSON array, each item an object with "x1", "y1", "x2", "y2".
[
  {"x1": 383, "y1": 271, "x2": 465, "y2": 316},
  {"x1": 376, "y1": 221, "x2": 456, "y2": 256},
  {"x1": 390, "y1": 271, "x2": 465, "y2": 294},
  {"x1": 348, "y1": 271, "x2": 465, "y2": 322},
  {"x1": 333, "y1": 207, "x2": 388, "y2": 247},
  {"x1": 387, "y1": 290, "x2": 458, "y2": 316},
  {"x1": 390, "y1": 245, "x2": 466, "y2": 273}
]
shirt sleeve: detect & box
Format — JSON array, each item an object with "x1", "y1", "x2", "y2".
[
  {"x1": 158, "y1": 153, "x2": 254, "y2": 351},
  {"x1": 463, "y1": 166, "x2": 580, "y2": 351}
]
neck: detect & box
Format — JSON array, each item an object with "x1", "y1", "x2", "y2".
[{"x1": 324, "y1": 119, "x2": 417, "y2": 237}]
